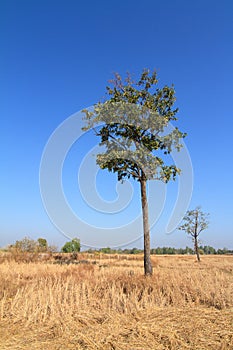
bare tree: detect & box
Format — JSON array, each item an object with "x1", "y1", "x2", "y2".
[{"x1": 178, "y1": 206, "x2": 209, "y2": 261}]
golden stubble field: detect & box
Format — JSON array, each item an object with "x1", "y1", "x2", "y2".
[{"x1": 0, "y1": 253, "x2": 232, "y2": 350}]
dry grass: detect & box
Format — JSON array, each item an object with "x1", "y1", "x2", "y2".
[{"x1": 0, "y1": 254, "x2": 232, "y2": 349}]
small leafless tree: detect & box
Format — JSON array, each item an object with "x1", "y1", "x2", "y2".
[{"x1": 178, "y1": 206, "x2": 209, "y2": 261}]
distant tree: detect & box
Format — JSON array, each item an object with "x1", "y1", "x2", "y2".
[
  {"x1": 122, "y1": 249, "x2": 131, "y2": 254},
  {"x1": 87, "y1": 248, "x2": 94, "y2": 254},
  {"x1": 130, "y1": 247, "x2": 141, "y2": 254},
  {"x1": 185, "y1": 246, "x2": 194, "y2": 255},
  {"x1": 202, "y1": 245, "x2": 216, "y2": 255},
  {"x1": 37, "y1": 238, "x2": 48, "y2": 252},
  {"x1": 167, "y1": 247, "x2": 175, "y2": 255},
  {"x1": 14, "y1": 237, "x2": 37, "y2": 252},
  {"x1": 47, "y1": 244, "x2": 58, "y2": 253},
  {"x1": 83, "y1": 69, "x2": 186, "y2": 275},
  {"x1": 8, "y1": 237, "x2": 57, "y2": 258},
  {"x1": 100, "y1": 247, "x2": 112, "y2": 254},
  {"x1": 178, "y1": 248, "x2": 183, "y2": 254},
  {"x1": 217, "y1": 247, "x2": 231, "y2": 255},
  {"x1": 61, "y1": 238, "x2": 80, "y2": 253},
  {"x1": 156, "y1": 247, "x2": 163, "y2": 255},
  {"x1": 151, "y1": 247, "x2": 157, "y2": 255},
  {"x1": 178, "y1": 207, "x2": 209, "y2": 262}
]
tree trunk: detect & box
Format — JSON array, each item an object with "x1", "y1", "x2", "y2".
[
  {"x1": 194, "y1": 210, "x2": 200, "y2": 262},
  {"x1": 140, "y1": 176, "x2": 153, "y2": 275},
  {"x1": 194, "y1": 236, "x2": 200, "y2": 262}
]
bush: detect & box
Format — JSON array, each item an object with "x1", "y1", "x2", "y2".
[{"x1": 61, "y1": 238, "x2": 80, "y2": 253}]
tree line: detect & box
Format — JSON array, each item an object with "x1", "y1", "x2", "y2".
[
  {"x1": 89, "y1": 246, "x2": 233, "y2": 255},
  {"x1": 2, "y1": 237, "x2": 232, "y2": 256},
  {"x1": 1, "y1": 237, "x2": 233, "y2": 255}
]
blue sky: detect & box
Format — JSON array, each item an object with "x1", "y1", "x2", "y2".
[{"x1": 1, "y1": 0, "x2": 233, "y2": 249}]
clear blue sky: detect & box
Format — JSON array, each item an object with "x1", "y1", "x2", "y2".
[{"x1": 1, "y1": 0, "x2": 232, "y2": 249}]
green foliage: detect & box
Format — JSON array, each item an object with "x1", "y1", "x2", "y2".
[
  {"x1": 199, "y1": 245, "x2": 216, "y2": 254},
  {"x1": 151, "y1": 246, "x2": 194, "y2": 255},
  {"x1": 100, "y1": 247, "x2": 112, "y2": 254},
  {"x1": 130, "y1": 247, "x2": 141, "y2": 254},
  {"x1": 82, "y1": 69, "x2": 186, "y2": 183},
  {"x1": 72, "y1": 246, "x2": 232, "y2": 255},
  {"x1": 37, "y1": 238, "x2": 48, "y2": 252},
  {"x1": 99, "y1": 247, "x2": 142, "y2": 254},
  {"x1": 216, "y1": 247, "x2": 233, "y2": 255},
  {"x1": 61, "y1": 238, "x2": 81, "y2": 253}
]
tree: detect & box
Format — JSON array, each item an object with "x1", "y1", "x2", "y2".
[
  {"x1": 130, "y1": 247, "x2": 141, "y2": 254},
  {"x1": 61, "y1": 238, "x2": 81, "y2": 253},
  {"x1": 178, "y1": 207, "x2": 209, "y2": 262},
  {"x1": 83, "y1": 70, "x2": 186, "y2": 275},
  {"x1": 14, "y1": 237, "x2": 37, "y2": 252},
  {"x1": 100, "y1": 247, "x2": 112, "y2": 254},
  {"x1": 37, "y1": 238, "x2": 48, "y2": 252},
  {"x1": 202, "y1": 245, "x2": 216, "y2": 255}
]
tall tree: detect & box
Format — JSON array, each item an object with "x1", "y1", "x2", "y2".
[
  {"x1": 178, "y1": 206, "x2": 209, "y2": 262},
  {"x1": 83, "y1": 70, "x2": 186, "y2": 275}
]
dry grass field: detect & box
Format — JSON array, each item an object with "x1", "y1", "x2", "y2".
[{"x1": 0, "y1": 253, "x2": 232, "y2": 349}]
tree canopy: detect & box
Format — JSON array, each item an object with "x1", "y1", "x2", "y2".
[{"x1": 83, "y1": 70, "x2": 186, "y2": 184}]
